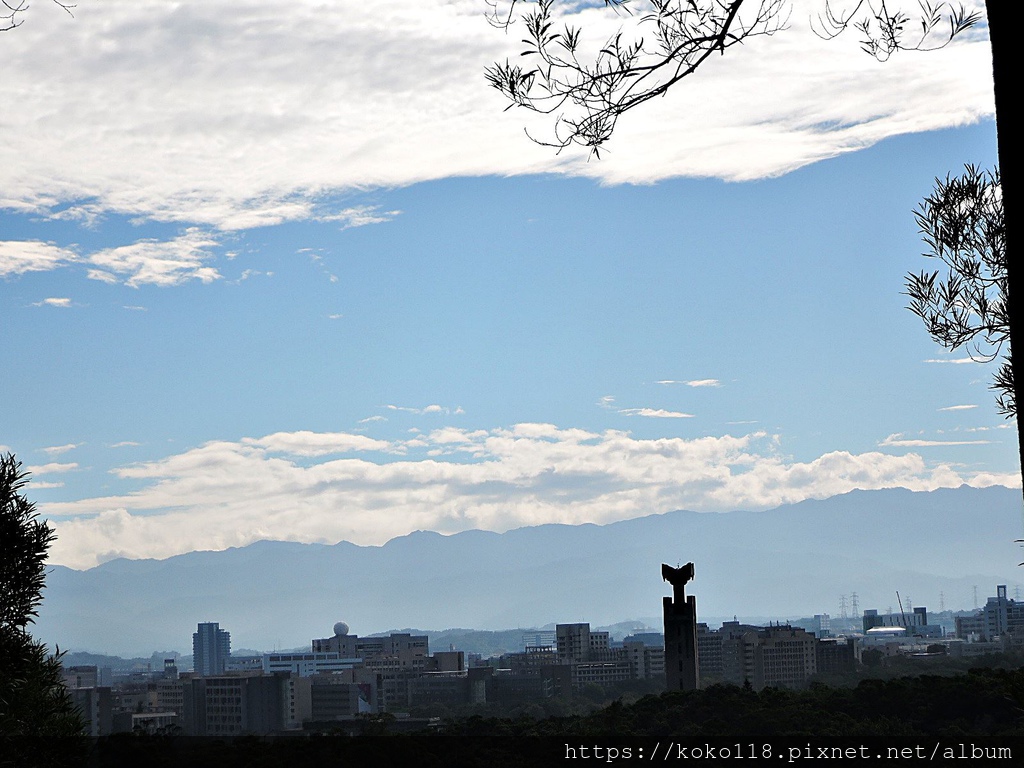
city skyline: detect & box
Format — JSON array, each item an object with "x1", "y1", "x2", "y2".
[
  {"x1": 34, "y1": 485, "x2": 1023, "y2": 656},
  {"x1": 1, "y1": 1, "x2": 1016, "y2": 573},
  {"x1": 58, "y1": 582, "x2": 1021, "y2": 660}
]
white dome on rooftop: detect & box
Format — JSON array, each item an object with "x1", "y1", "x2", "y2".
[{"x1": 333, "y1": 621, "x2": 350, "y2": 637}]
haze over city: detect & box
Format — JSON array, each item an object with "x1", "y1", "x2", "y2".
[{"x1": 1, "y1": 0, "x2": 1016, "y2": 587}]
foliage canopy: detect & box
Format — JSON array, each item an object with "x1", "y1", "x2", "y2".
[
  {"x1": 906, "y1": 166, "x2": 1012, "y2": 416},
  {"x1": 0, "y1": 453, "x2": 86, "y2": 763}
]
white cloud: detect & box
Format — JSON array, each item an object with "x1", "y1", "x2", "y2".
[
  {"x1": 924, "y1": 358, "x2": 977, "y2": 364},
  {"x1": 939, "y1": 404, "x2": 979, "y2": 412},
  {"x1": 0, "y1": 1, "x2": 993, "y2": 229},
  {"x1": 42, "y1": 424, "x2": 1014, "y2": 569},
  {"x1": 0, "y1": 241, "x2": 77, "y2": 277},
  {"x1": 87, "y1": 229, "x2": 221, "y2": 287},
  {"x1": 32, "y1": 297, "x2": 74, "y2": 308},
  {"x1": 384, "y1": 403, "x2": 462, "y2": 415},
  {"x1": 42, "y1": 443, "x2": 79, "y2": 456},
  {"x1": 27, "y1": 462, "x2": 79, "y2": 475},
  {"x1": 322, "y1": 206, "x2": 402, "y2": 230},
  {"x1": 234, "y1": 269, "x2": 269, "y2": 283},
  {"x1": 4, "y1": 231, "x2": 221, "y2": 288},
  {"x1": 508, "y1": 423, "x2": 598, "y2": 441},
  {"x1": 110, "y1": 441, "x2": 141, "y2": 448},
  {"x1": 86, "y1": 270, "x2": 120, "y2": 285},
  {"x1": 244, "y1": 431, "x2": 392, "y2": 456},
  {"x1": 657, "y1": 379, "x2": 722, "y2": 387},
  {"x1": 879, "y1": 433, "x2": 990, "y2": 447},
  {"x1": 619, "y1": 408, "x2": 695, "y2": 418},
  {"x1": 429, "y1": 427, "x2": 490, "y2": 445}
]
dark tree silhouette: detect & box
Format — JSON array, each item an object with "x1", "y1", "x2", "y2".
[
  {"x1": 0, "y1": 453, "x2": 86, "y2": 763},
  {"x1": 0, "y1": 456, "x2": 54, "y2": 630},
  {"x1": 906, "y1": 165, "x2": 1010, "y2": 414},
  {"x1": 1, "y1": 1, "x2": 75, "y2": 33}
]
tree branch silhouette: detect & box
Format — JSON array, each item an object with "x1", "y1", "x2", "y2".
[
  {"x1": 486, "y1": 1, "x2": 979, "y2": 155},
  {"x1": 486, "y1": 0, "x2": 788, "y2": 156},
  {"x1": 906, "y1": 166, "x2": 1012, "y2": 415},
  {"x1": 1, "y1": 0, "x2": 75, "y2": 33}
]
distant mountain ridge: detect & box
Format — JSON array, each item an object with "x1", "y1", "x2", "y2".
[{"x1": 37, "y1": 486, "x2": 1023, "y2": 656}]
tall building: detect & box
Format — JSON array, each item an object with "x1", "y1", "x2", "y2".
[
  {"x1": 754, "y1": 625, "x2": 818, "y2": 689},
  {"x1": 68, "y1": 687, "x2": 113, "y2": 737},
  {"x1": 662, "y1": 562, "x2": 698, "y2": 691},
  {"x1": 192, "y1": 622, "x2": 231, "y2": 676},
  {"x1": 553, "y1": 623, "x2": 646, "y2": 687},
  {"x1": 718, "y1": 621, "x2": 762, "y2": 687},
  {"x1": 622, "y1": 634, "x2": 666, "y2": 680},
  {"x1": 555, "y1": 623, "x2": 595, "y2": 664},
  {"x1": 704, "y1": 621, "x2": 828, "y2": 690},
  {"x1": 956, "y1": 585, "x2": 1024, "y2": 642},
  {"x1": 696, "y1": 623, "x2": 725, "y2": 683},
  {"x1": 180, "y1": 673, "x2": 286, "y2": 736}
]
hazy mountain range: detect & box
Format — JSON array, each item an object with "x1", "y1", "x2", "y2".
[{"x1": 37, "y1": 486, "x2": 1024, "y2": 657}]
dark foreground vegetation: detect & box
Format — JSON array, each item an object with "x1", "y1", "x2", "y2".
[{"x1": 77, "y1": 668, "x2": 1024, "y2": 767}]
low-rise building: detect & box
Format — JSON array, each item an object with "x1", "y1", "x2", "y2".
[
  {"x1": 863, "y1": 607, "x2": 942, "y2": 638},
  {"x1": 62, "y1": 666, "x2": 99, "y2": 690},
  {"x1": 815, "y1": 637, "x2": 857, "y2": 676},
  {"x1": 263, "y1": 652, "x2": 362, "y2": 677}
]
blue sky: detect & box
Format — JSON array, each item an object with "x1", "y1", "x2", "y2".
[{"x1": 1, "y1": 0, "x2": 1012, "y2": 570}]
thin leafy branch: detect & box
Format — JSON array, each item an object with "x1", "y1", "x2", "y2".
[
  {"x1": 1, "y1": 0, "x2": 76, "y2": 33},
  {"x1": 488, "y1": 1, "x2": 982, "y2": 155},
  {"x1": 486, "y1": 0, "x2": 636, "y2": 33},
  {"x1": 812, "y1": 1, "x2": 982, "y2": 61},
  {"x1": 905, "y1": 166, "x2": 1012, "y2": 415},
  {"x1": 486, "y1": 0, "x2": 788, "y2": 156}
]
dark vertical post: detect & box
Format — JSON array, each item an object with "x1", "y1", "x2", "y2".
[
  {"x1": 662, "y1": 562, "x2": 698, "y2": 690},
  {"x1": 985, "y1": 1, "x2": 1024, "y2": 498}
]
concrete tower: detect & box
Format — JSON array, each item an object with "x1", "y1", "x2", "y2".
[{"x1": 662, "y1": 562, "x2": 698, "y2": 691}]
